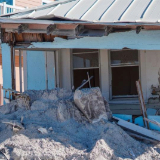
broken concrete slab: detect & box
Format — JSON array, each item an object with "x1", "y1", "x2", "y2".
[{"x1": 74, "y1": 87, "x2": 108, "y2": 122}]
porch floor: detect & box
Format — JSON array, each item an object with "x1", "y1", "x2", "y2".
[{"x1": 110, "y1": 103, "x2": 160, "y2": 115}]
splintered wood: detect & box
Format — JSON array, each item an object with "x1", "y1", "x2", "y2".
[{"x1": 136, "y1": 80, "x2": 150, "y2": 129}]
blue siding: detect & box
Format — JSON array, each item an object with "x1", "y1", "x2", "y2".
[
  {"x1": 27, "y1": 51, "x2": 46, "y2": 90},
  {"x1": 0, "y1": 0, "x2": 13, "y2": 5},
  {"x1": 1, "y1": 43, "x2": 12, "y2": 101}
]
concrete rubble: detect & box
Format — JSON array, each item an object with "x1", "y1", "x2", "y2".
[{"x1": 0, "y1": 88, "x2": 160, "y2": 159}]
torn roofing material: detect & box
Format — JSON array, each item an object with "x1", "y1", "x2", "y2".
[{"x1": 1, "y1": 0, "x2": 160, "y2": 24}]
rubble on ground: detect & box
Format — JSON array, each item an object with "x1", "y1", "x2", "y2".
[{"x1": 0, "y1": 88, "x2": 159, "y2": 159}]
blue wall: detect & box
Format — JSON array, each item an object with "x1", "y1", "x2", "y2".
[
  {"x1": 1, "y1": 43, "x2": 12, "y2": 100},
  {"x1": 27, "y1": 51, "x2": 46, "y2": 90}
]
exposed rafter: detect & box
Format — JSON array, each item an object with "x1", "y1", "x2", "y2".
[
  {"x1": 136, "y1": 26, "x2": 142, "y2": 34},
  {"x1": 104, "y1": 26, "x2": 113, "y2": 36},
  {"x1": 75, "y1": 25, "x2": 85, "y2": 36},
  {"x1": 47, "y1": 24, "x2": 56, "y2": 35}
]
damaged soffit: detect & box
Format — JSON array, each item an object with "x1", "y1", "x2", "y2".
[{"x1": 1, "y1": 0, "x2": 160, "y2": 24}]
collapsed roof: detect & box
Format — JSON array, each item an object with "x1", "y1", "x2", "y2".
[{"x1": 1, "y1": 0, "x2": 160, "y2": 24}]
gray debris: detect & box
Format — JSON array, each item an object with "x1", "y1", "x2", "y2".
[
  {"x1": 0, "y1": 101, "x2": 17, "y2": 115},
  {"x1": 2, "y1": 120, "x2": 24, "y2": 130},
  {"x1": 0, "y1": 88, "x2": 159, "y2": 159}
]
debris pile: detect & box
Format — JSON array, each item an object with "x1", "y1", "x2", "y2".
[{"x1": 0, "y1": 88, "x2": 159, "y2": 159}]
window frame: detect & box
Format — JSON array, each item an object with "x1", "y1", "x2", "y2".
[
  {"x1": 109, "y1": 49, "x2": 141, "y2": 100},
  {"x1": 71, "y1": 49, "x2": 101, "y2": 89}
]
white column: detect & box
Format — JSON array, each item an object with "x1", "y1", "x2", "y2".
[
  {"x1": 99, "y1": 49, "x2": 110, "y2": 100},
  {"x1": 60, "y1": 49, "x2": 72, "y2": 90}
]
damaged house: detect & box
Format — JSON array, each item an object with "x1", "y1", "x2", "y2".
[{"x1": 1, "y1": 0, "x2": 160, "y2": 116}]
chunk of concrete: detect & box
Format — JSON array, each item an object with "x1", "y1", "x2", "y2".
[
  {"x1": 38, "y1": 128, "x2": 48, "y2": 134},
  {"x1": 74, "y1": 87, "x2": 108, "y2": 122},
  {"x1": 31, "y1": 100, "x2": 49, "y2": 111}
]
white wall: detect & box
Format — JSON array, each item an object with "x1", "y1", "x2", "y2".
[
  {"x1": 59, "y1": 49, "x2": 72, "y2": 90},
  {"x1": 22, "y1": 48, "x2": 160, "y2": 103},
  {"x1": 140, "y1": 50, "x2": 160, "y2": 101}
]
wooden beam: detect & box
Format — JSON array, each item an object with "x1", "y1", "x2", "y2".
[
  {"x1": 76, "y1": 25, "x2": 85, "y2": 36},
  {"x1": 56, "y1": 24, "x2": 77, "y2": 30},
  {"x1": 28, "y1": 24, "x2": 48, "y2": 30},
  {"x1": 136, "y1": 80, "x2": 150, "y2": 129},
  {"x1": 113, "y1": 116, "x2": 160, "y2": 141},
  {"x1": 18, "y1": 24, "x2": 29, "y2": 34},
  {"x1": 1, "y1": 23, "x2": 20, "y2": 29}
]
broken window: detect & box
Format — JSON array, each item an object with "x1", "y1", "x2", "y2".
[
  {"x1": 72, "y1": 49, "x2": 100, "y2": 89},
  {"x1": 110, "y1": 50, "x2": 139, "y2": 99}
]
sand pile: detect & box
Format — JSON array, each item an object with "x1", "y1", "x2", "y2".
[{"x1": 0, "y1": 88, "x2": 159, "y2": 159}]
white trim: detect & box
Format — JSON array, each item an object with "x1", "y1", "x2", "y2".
[
  {"x1": 71, "y1": 49, "x2": 100, "y2": 90},
  {"x1": 22, "y1": 50, "x2": 27, "y2": 91},
  {"x1": 109, "y1": 50, "x2": 140, "y2": 100},
  {"x1": 13, "y1": 0, "x2": 15, "y2": 7}
]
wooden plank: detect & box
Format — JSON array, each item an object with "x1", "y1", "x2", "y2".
[
  {"x1": 111, "y1": 109, "x2": 141, "y2": 115},
  {"x1": 56, "y1": 24, "x2": 78, "y2": 30},
  {"x1": 113, "y1": 116, "x2": 160, "y2": 141},
  {"x1": 136, "y1": 80, "x2": 149, "y2": 129},
  {"x1": 126, "y1": 131, "x2": 158, "y2": 143},
  {"x1": 110, "y1": 104, "x2": 140, "y2": 110}
]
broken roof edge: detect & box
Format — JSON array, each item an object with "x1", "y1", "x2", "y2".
[
  {"x1": 0, "y1": 0, "x2": 76, "y2": 18},
  {"x1": 1, "y1": 18, "x2": 160, "y2": 26}
]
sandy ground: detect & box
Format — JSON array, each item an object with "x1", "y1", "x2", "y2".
[{"x1": 0, "y1": 89, "x2": 159, "y2": 160}]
